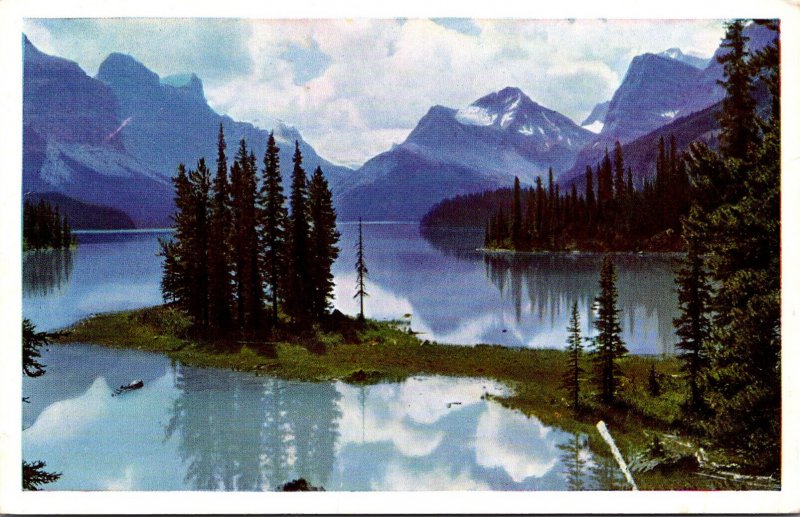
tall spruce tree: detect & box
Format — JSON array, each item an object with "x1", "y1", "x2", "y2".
[
  {"x1": 591, "y1": 255, "x2": 627, "y2": 404},
  {"x1": 354, "y1": 218, "x2": 369, "y2": 321},
  {"x1": 259, "y1": 132, "x2": 288, "y2": 326},
  {"x1": 673, "y1": 215, "x2": 712, "y2": 415},
  {"x1": 598, "y1": 149, "x2": 613, "y2": 205},
  {"x1": 207, "y1": 124, "x2": 233, "y2": 331},
  {"x1": 562, "y1": 301, "x2": 584, "y2": 410},
  {"x1": 230, "y1": 140, "x2": 263, "y2": 331},
  {"x1": 511, "y1": 176, "x2": 523, "y2": 249},
  {"x1": 285, "y1": 141, "x2": 312, "y2": 324},
  {"x1": 160, "y1": 164, "x2": 193, "y2": 310},
  {"x1": 613, "y1": 141, "x2": 625, "y2": 199},
  {"x1": 188, "y1": 158, "x2": 212, "y2": 330},
  {"x1": 308, "y1": 166, "x2": 340, "y2": 320},
  {"x1": 585, "y1": 166, "x2": 596, "y2": 238},
  {"x1": 717, "y1": 19, "x2": 759, "y2": 162}
]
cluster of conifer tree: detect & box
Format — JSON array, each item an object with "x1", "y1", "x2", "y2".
[
  {"x1": 23, "y1": 199, "x2": 74, "y2": 250},
  {"x1": 672, "y1": 19, "x2": 780, "y2": 474},
  {"x1": 160, "y1": 125, "x2": 339, "y2": 336},
  {"x1": 560, "y1": 255, "x2": 627, "y2": 410},
  {"x1": 476, "y1": 137, "x2": 690, "y2": 252},
  {"x1": 559, "y1": 20, "x2": 780, "y2": 476}
]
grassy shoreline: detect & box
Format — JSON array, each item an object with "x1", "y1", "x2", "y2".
[{"x1": 54, "y1": 305, "x2": 774, "y2": 490}]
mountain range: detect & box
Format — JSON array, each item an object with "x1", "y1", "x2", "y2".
[
  {"x1": 21, "y1": 22, "x2": 778, "y2": 226},
  {"x1": 23, "y1": 36, "x2": 350, "y2": 228},
  {"x1": 336, "y1": 87, "x2": 594, "y2": 220},
  {"x1": 557, "y1": 21, "x2": 777, "y2": 189}
]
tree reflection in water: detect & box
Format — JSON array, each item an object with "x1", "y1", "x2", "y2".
[
  {"x1": 23, "y1": 248, "x2": 74, "y2": 297},
  {"x1": 558, "y1": 433, "x2": 589, "y2": 491},
  {"x1": 482, "y1": 253, "x2": 678, "y2": 355},
  {"x1": 165, "y1": 364, "x2": 341, "y2": 491}
]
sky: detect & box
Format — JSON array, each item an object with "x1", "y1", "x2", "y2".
[{"x1": 23, "y1": 18, "x2": 725, "y2": 168}]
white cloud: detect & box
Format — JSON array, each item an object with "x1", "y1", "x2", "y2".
[{"x1": 24, "y1": 18, "x2": 724, "y2": 166}]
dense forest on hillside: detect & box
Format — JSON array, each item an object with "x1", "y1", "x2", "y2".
[{"x1": 25, "y1": 192, "x2": 136, "y2": 230}]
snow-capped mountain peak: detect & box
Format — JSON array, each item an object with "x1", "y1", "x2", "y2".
[
  {"x1": 453, "y1": 86, "x2": 588, "y2": 143},
  {"x1": 658, "y1": 48, "x2": 709, "y2": 69}
]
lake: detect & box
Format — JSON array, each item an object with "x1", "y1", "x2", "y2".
[
  {"x1": 24, "y1": 223, "x2": 680, "y2": 354},
  {"x1": 22, "y1": 344, "x2": 625, "y2": 491},
  {"x1": 21, "y1": 223, "x2": 677, "y2": 491}
]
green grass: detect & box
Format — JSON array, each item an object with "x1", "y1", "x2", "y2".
[{"x1": 54, "y1": 305, "x2": 770, "y2": 490}]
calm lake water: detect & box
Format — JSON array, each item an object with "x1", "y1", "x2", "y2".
[
  {"x1": 21, "y1": 223, "x2": 677, "y2": 491},
  {"x1": 24, "y1": 223, "x2": 680, "y2": 354},
  {"x1": 23, "y1": 344, "x2": 625, "y2": 491}
]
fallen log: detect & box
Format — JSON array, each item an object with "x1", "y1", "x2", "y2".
[{"x1": 596, "y1": 420, "x2": 638, "y2": 491}]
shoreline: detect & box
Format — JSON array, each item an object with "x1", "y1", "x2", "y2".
[
  {"x1": 48, "y1": 304, "x2": 774, "y2": 490},
  {"x1": 53, "y1": 305, "x2": 780, "y2": 490}
]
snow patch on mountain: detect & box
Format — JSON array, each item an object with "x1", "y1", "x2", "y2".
[
  {"x1": 582, "y1": 121, "x2": 604, "y2": 134},
  {"x1": 499, "y1": 111, "x2": 515, "y2": 129},
  {"x1": 455, "y1": 106, "x2": 497, "y2": 126}
]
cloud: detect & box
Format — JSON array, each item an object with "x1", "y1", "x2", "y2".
[{"x1": 23, "y1": 18, "x2": 724, "y2": 166}]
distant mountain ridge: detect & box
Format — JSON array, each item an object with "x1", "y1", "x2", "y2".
[{"x1": 336, "y1": 87, "x2": 593, "y2": 221}]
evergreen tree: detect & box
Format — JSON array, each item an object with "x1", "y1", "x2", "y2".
[
  {"x1": 535, "y1": 177, "x2": 545, "y2": 243},
  {"x1": 591, "y1": 255, "x2": 627, "y2": 404},
  {"x1": 717, "y1": 19, "x2": 759, "y2": 162},
  {"x1": 511, "y1": 176, "x2": 523, "y2": 249},
  {"x1": 188, "y1": 158, "x2": 212, "y2": 329},
  {"x1": 22, "y1": 318, "x2": 48, "y2": 378},
  {"x1": 285, "y1": 141, "x2": 312, "y2": 324},
  {"x1": 61, "y1": 214, "x2": 72, "y2": 248},
  {"x1": 207, "y1": 124, "x2": 233, "y2": 331},
  {"x1": 673, "y1": 216, "x2": 712, "y2": 414},
  {"x1": 229, "y1": 141, "x2": 263, "y2": 331},
  {"x1": 613, "y1": 141, "x2": 625, "y2": 199},
  {"x1": 259, "y1": 131, "x2": 288, "y2": 326},
  {"x1": 23, "y1": 460, "x2": 61, "y2": 491},
  {"x1": 22, "y1": 319, "x2": 61, "y2": 489},
  {"x1": 354, "y1": 218, "x2": 369, "y2": 321},
  {"x1": 247, "y1": 151, "x2": 264, "y2": 330},
  {"x1": 308, "y1": 166, "x2": 340, "y2": 320},
  {"x1": 585, "y1": 166, "x2": 596, "y2": 237},
  {"x1": 561, "y1": 301, "x2": 584, "y2": 410},
  {"x1": 598, "y1": 149, "x2": 613, "y2": 205},
  {"x1": 22, "y1": 200, "x2": 74, "y2": 250},
  {"x1": 159, "y1": 164, "x2": 193, "y2": 309}
]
